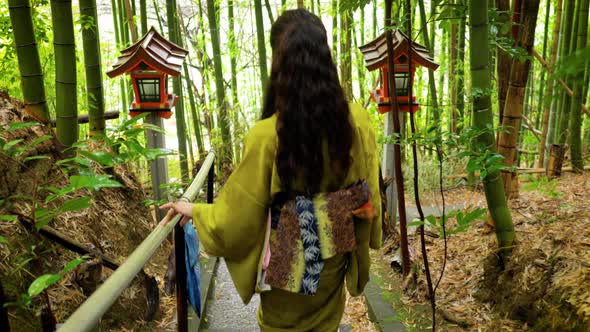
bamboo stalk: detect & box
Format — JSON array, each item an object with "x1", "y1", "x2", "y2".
[
  {"x1": 497, "y1": 0, "x2": 541, "y2": 198},
  {"x1": 469, "y1": 0, "x2": 515, "y2": 260},
  {"x1": 51, "y1": 0, "x2": 78, "y2": 148},
  {"x1": 8, "y1": 0, "x2": 50, "y2": 122},
  {"x1": 80, "y1": 0, "x2": 105, "y2": 136}
]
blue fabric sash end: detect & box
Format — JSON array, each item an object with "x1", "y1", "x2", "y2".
[{"x1": 184, "y1": 222, "x2": 202, "y2": 317}]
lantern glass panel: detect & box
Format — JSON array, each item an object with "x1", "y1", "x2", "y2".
[
  {"x1": 395, "y1": 72, "x2": 410, "y2": 96},
  {"x1": 137, "y1": 78, "x2": 160, "y2": 102}
]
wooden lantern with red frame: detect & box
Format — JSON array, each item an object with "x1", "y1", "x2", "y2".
[
  {"x1": 107, "y1": 27, "x2": 188, "y2": 119},
  {"x1": 359, "y1": 30, "x2": 439, "y2": 114}
]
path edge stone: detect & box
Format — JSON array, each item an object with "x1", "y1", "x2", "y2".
[
  {"x1": 189, "y1": 254, "x2": 219, "y2": 331},
  {"x1": 363, "y1": 275, "x2": 406, "y2": 332}
]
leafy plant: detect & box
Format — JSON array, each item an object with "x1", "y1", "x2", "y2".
[
  {"x1": 6, "y1": 256, "x2": 87, "y2": 308},
  {"x1": 523, "y1": 176, "x2": 563, "y2": 199},
  {"x1": 409, "y1": 208, "x2": 487, "y2": 236}
]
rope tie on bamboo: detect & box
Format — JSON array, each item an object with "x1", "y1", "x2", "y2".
[
  {"x1": 498, "y1": 143, "x2": 517, "y2": 149},
  {"x1": 15, "y1": 42, "x2": 38, "y2": 48},
  {"x1": 55, "y1": 80, "x2": 76, "y2": 85},
  {"x1": 471, "y1": 63, "x2": 489, "y2": 71},
  {"x1": 21, "y1": 73, "x2": 44, "y2": 77},
  {"x1": 53, "y1": 42, "x2": 76, "y2": 46},
  {"x1": 25, "y1": 101, "x2": 47, "y2": 106},
  {"x1": 502, "y1": 114, "x2": 523, "y2": 120},
  {"x1": 8, "y1": 5, "x2": 31, "y2": 9},
  {"x1": 470, "y1": 22, "x2": 487, "y2": 28}
]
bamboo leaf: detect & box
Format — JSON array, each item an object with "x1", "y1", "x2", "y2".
[
  {"x1": 78, "y1": 150, "x2": 114, "y2": 167},
  {"x1": 69, "y1": 174, "x2": 122, "y2": 191},
  {"x1": 0, "y1": 215, "x2": 18, "y2": 222},
  {"x1": 3, "y1": 139, "x2": 24, "y2": 151},
  {"x1": 59, "y1": 197, "x2": 91, "y2": 213},
  {"x1": 28, "y1": 274, "x2": 61, "y2": 297},
  {"x1": 8, "y1": 122, "x2": 40, "y2": 131},
  {"x1": 23, "y1": 155, "x2": 51, "y2": 162}
]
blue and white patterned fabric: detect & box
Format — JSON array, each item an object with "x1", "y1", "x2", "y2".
[
  {"x1": 295, "y1": 196, "x2": 325, "y2": 295},
  {"x1": 184, "y1": 222, "x2": 202, "y2": 317}
]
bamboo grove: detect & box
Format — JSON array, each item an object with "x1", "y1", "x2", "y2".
[{"x1": 2, "y1": 1, "x2": 589, "y2": 241}]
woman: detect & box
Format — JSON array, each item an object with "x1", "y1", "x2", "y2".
[{"x1": 161, "y1": 9, "x2": 381, "y2": 331}]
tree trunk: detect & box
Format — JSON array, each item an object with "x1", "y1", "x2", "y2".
[
  {"x1": 264, "y1": 0, "x2": 274, "y2": 24},
  {"x1": 418, "y1": 0, "x2": 440, "y2": 131},
  {"x1": 228, "y1": 0, "x2": 241, "y2": 161},
  {"x1": 197, "y1": 0, "x2": 214, "y2": 145},
  {"x1": 167, "y1": 0, "x2": 189, "y2": 180},
  {"x1": 372, "y1": 0, "x2": 377, "y2": 38},
  {"x1": 567, "y1": 0, "x2": 589, "y2": 172},
  {"x1": 51, "y1": 0, "x2": 78, "y2": 148},
  {"x1": 534, "y1": 1, "x2": 551, "y2": 129},
  {"x1": 356, "y1": 5, "x2": 366, "y2": 102},
  {"x1": 450, "y1": 6, "x2": 457, "y2": 133},
  {"x1": 207, "y1": 0, "x2": 233, "y2": 165},
  {"x1": 123, "y1": 0, "x2": 138, "y2": 41},
  {"x1": 385, "y1": 0, "x2": 411, "y2": 277},
  {"x1": 118, "y1": 0, "x2": 130, "y2": 46},
  {"x1": 332, "y1": 0, "x2": 338, "y2": 65},
  {"x1": 497, "y1": 0, "x2": 540, "y2": 199},
  {"x1": 111, "y1": 0, "x2": 128, "y2": 114},
  {"x1": 537, "y1": 0, "x2": 563, "y2": 168},
  {"x1": 456, "y1": 0, "x2": 466, "y2": 132},
  {"x1": 140, "y1": 0, "x2": 147, "y2": 34},
  {"x1": 8, "y1": 0, "x2": 50, "y2": 123},
  {"x1": 183, "y1": 63, "x2": 204, "y2": 156},
  {"x1": 298, "y1": 0, "x2": 304, "y2": 8},
  {"x1": 495, "y1": 0, "x2": 511, "y2": 127},
  {"x1": 339, "y1": 4, "x2": 352, "y2": 100},
  {"x1": 555, "y1": 0, "x2": 576, "y2": 146},
  {"x1": 253, "y1": 0, "x2": 268, "y2": 88},
  {"x1": 79, "y1": 0, "x2": 105, "y2": 137},
  {"x1": 469, "y1": 0, "x2": 515, "y2": 261}
]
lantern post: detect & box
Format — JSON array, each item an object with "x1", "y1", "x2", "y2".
[
  {"x1": 107, "y1": 27, "x2": 188, "y2": 222},
  {"x1": 359, "y1": 30, "x2": 439, "y2": 228}
]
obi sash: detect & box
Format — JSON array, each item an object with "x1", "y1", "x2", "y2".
[{"x1": 257, "y1": 180, "x2": 374, "y2": 296}]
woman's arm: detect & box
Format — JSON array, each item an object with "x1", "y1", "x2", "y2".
[{"x1": 162, "y1": 120, "x2": 276, "y2": 259}]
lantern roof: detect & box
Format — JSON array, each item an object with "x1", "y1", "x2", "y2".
[
  {"x1": 359, "y1": 30, "x2": 439, "y2": 71},
  {"x1": 106, "y1": 27, "x2": 188, "y2": 78}
]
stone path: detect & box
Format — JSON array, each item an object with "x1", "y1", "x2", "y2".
[{"x1": 199, "y1": 259, "x2": 260, "y2": 331}]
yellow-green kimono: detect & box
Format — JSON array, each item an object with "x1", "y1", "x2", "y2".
[{"x1": 192, "y1": 103, "x2": 382, "y2": 331}]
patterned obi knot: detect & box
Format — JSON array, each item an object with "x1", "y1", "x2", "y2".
[{"x1": 260, "y1": 180, "x2": 374, "y2": 296}]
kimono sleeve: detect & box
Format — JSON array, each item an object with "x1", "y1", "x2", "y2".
[
  {"x1": 366, "y1": 116, "x2": 383, "y2": 250},
  {"x1": 192, "y1": 122, "x2": 275, "y2": 260}
]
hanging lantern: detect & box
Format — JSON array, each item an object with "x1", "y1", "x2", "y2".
[
  {"x1": 107, "y1": 27, "x2": 188, "y2": 119},
  {"x1": 359, "y1": 30, "x2": 439, "y2": 114}
]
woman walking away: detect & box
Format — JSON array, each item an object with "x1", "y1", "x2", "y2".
[{"x1": 161, "y1": 9, "x2": 382, "y2": 331}]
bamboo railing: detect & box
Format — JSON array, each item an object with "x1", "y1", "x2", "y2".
[{"x1": 59, "y1": 151, "x2": 215, "y2": 332}]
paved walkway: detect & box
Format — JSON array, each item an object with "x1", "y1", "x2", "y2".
[{"x1": 200, "y1": 259, "x2": 259, "y2": 331}]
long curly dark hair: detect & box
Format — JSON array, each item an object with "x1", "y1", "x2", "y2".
[{"x1": 261, "y1": 9, "x2": 353, "y2": 194}]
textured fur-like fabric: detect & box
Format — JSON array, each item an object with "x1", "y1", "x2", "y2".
[{"x1": 265, "y1": 180, "x2": 372, "y2": 295}]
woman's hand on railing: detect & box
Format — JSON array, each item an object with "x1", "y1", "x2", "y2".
[{"x1": 159, "y1": 201, "x2": 194, "y2": 227}]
